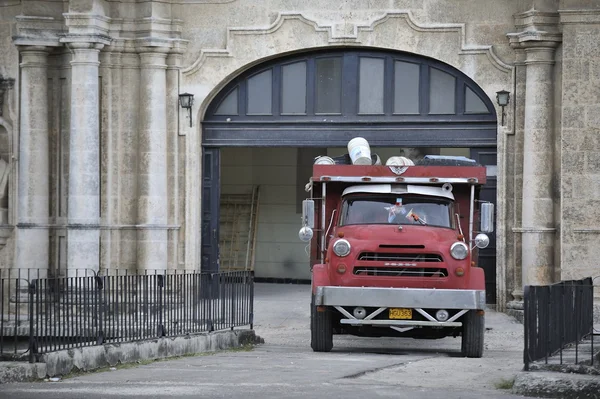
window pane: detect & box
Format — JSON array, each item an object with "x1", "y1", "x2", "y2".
[
  {"x1": 247, "y1": 69, "x2": 272, "y2": 115},
  {"x1": 282, "y1": 62, "x2": 307, "y2": 114},
  {"x1": 316, "y1": 58, "x2": 342, "y2": 114},
  {"x1": 465, "y1": 86, "x2": 489, "y2": 113},
  {"x1": 214, "y1": 87, "x2": 238, "y2": 115},
  {"x1": 429, "y1": 68, "x2": 456, "y2": 114},
  {"x1": 359, "y1": 57, "x2": 384, "y2": 114},
  {"x1": 394, "y1": 61, "x2": 420, "y2": 114}
]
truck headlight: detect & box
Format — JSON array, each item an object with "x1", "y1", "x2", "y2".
[
  {"x1": 333, "y1": 239, "x2": 351, "y2": 257},
  {"x1": 450, "y1": 242, "x2": 469, "y2": 260}
]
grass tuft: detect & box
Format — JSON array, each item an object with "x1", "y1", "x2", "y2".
[{"x1": 494, "y1": 377, "x2": 515, "y2": 390}]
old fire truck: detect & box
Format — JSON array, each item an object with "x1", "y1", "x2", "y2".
[{"x1": 298, "y1": 159, "x2": 493, "y2": 358}]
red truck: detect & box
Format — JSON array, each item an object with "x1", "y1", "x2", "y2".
[{"x1": 299, "y1": 159, "x2": 494, "y2": 358}]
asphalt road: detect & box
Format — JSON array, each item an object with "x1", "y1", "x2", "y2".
[{"x1": 0, "y1": 283, "x2": 537, "y2": 399}]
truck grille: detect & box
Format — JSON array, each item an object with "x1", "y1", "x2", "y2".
[
  {"x1": 358, "y1": 252, "x2": 443, "y2": 262},
  {"x1": 353, "y1": 267, "x2": 448, "y2": 277}
]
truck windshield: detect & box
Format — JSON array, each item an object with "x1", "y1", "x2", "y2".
[{"x1": 340, "y1": 195, "x2": 454, "y2": 228}]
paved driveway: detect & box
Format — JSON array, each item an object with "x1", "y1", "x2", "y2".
[{"x1": 0, "y1": 283, "x2": 534, "y2": 399}]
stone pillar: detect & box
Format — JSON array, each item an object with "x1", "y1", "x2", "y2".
[
  {"x1": 519, "y1": 42, "x2": 558, "y2": 287},
  {"x1": 137, "y1": 50, "x2": 169, "y2": 273},
  {"x1": 16, "y1": 46, "x2": 50, "y2": 276},
  {"x1": 510, "y1": 48, "x2": 527, "y2": 302},
  {"x1": 99, "y1": 47, "x2": 123, "y2": 273},
  {"x1": 166, "y1": 51, "x2": 182, "y2": 271},
  {"x1": 65, "y1": 43, "x2": 104, "y2": 275}
]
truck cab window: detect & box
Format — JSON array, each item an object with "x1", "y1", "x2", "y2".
[{"x1": 340, "y1": 195, "x2": 453, "y2": 228}]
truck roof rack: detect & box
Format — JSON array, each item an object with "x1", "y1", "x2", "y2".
[{"x1": 312, "y1": 165, "x2": 486, "y2": 185}]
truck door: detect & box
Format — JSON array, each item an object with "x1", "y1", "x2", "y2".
[{"x1": 470, "y1": 147, "x2": 497, "y2": 304}]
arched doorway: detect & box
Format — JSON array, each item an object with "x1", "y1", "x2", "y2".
[{"x1": 202, "y1": 48, "x2": 498, "y2": 302}]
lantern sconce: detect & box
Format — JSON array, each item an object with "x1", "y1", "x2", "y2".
[
  {"x1": 495, "y1": 90, "x2": 510, "y2": 126},
  {"x1": 178, "y1": 93, "x2": 194, "y2": 128}
]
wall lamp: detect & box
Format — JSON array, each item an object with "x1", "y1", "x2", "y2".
[
  {"x1": 178, "y1": 93, "x2": 194, "y2": 127},
  {"x1": 496, "y1": 90, "x2": 510, "y2": 126}
]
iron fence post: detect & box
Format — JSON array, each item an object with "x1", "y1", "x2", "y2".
[
  {"x1": 96, "y1": 275, "x2": 105, "y2": 345},
  {"x1": 250, "y1": 271, "x2": 254, "y2": 330},
  {"x1": 157, "y1": 274, "x2": 165, "y2": 337},
  {"x1": 523, "y1": 285, "x2": 529, "y2": 371},
  {"x1": 231, "y1": 274, "x2": 235, "y2": 330},
  {"x1": 28, "y1": 279, "x2": 37, "y2": 363},
  {"x1": 208, "y1": 273, "x2": 214, "y2": 332}
]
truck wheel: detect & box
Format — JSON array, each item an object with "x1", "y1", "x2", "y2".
[
  {"x1": 311, "y1": 298, "x2": 333, "y2": 352},
  {"x1": 461, "y1": 310, "x2": 484, "y2": 358}
]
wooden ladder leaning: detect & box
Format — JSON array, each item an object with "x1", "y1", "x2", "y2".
[{"x1": 219, "y1": 186, "x2": 260, "y2": 272}]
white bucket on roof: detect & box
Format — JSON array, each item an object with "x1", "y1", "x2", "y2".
[
  {"x1": 386, "y1": 156, "x2": 414, "y2": 166},
  {"x1": 372, "y1": 153, "x2": 382, "y2": 165},
  {"x1": 347, "y1": 137, "x2": 372, "y2": 165},
  {"x1": 314, "y1": 156, "x2": 335, "y2": 165}
]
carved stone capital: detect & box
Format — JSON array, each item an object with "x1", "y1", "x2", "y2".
[
  {"x1": 508, "y1": 9, "x2": 562, "y2": 50},
  {"x1": 63, "y1": 12, "x2": 111, "y2": 37}
]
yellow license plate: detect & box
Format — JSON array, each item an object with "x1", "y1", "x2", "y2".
[{"x1": 389, "y1": 308, "x2": 412, "y2": 319}]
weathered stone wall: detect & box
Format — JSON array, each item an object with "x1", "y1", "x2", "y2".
[{"x1": 558, "y1": 9, "x2": 600, "y2": 287}]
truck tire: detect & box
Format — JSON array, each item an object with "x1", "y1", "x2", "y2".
[
  {"x1": 461, "y1": 310, "x2": 484, "y2": 358},
  {"x1": 311, "y1": 298, "x2": 333, "y2": 352}
]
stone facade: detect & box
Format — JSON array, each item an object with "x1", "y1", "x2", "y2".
[{"x1": 0, "y1": 0, "x2": 598, "y2": 309}]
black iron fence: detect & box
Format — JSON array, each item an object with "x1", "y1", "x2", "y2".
[
  {"x1": 1, "y1": 270, "x2": 254, "y2": 362},
  {"x1": 524, "y1": 277, "x2": 597, "y2": 371}
]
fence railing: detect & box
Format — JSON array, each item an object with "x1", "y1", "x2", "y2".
[
  {"x1": 1, "y1": 271, "x2": 254, "y2": 362},
  {"x1": 524, "y1": 277, "x2": 596, "y2": 371}
]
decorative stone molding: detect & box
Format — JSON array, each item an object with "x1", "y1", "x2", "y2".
[
  {"x1": 573, "y1": 229, "x2": 600, "y2": 234},
  {"x1": 513, "y1": 9, "x2": 560, "y2": 32},
  {"x1": 559, "y1": 9, "x2": 600, "y2": 24},
  {"x1": 135, "y1": 38, "x2": 188, "y2": 55},
  {"x1": 0, "y1": 77, "x2": 15, "y2": 117},
  {"x1": 182, "y1": 11, "x2": 512, "y2": 77},
  {"x1": 170, "y1": 0, "x2": 237, "y2": 3},
  {"x1": 512, "y1": 227, "x2": 557, "y2": 233},
  {"x1": 63, "y1": 13, "x2": 111, "y2": 37},
  {"x1": 13, "y1": 16, "x2": 64, "y2": 47}
]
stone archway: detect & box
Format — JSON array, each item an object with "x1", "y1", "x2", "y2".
[{"x1": 200, "y1": 47, "x2": 499, "y2": 302}]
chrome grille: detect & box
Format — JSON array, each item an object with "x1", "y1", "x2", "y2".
[
  {"x1": 353, "y1": 267, "x2": 448, "y2": 277},
  {"x1": 358, "y1": 252, "x2": 443, "y2": 262}
]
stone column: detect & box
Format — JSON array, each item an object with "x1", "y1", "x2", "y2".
[
  {"x1": 99, "y1": 47, "x2": 123, "y2": 273},
  {"x1": 65, "y1": 43, "x2": 104, "y2": 275},
  {"x1": 137, "y1": 49, "x2": 169, "y2": 273},
  {"x1": 16, "y1": 46, "x2": 50, "y2": 277},
  {"x1": 119, "y1": 49, "x2": 140, "y2": 272},
  {"x1": 166, "y1": 51, "x2": 182, "y2": 271},
  {"x1": 520, "y1": 42, "x2": 558, "y2": 287}
]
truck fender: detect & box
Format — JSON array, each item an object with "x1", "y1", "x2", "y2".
[
  {"x1": 311, "y1": 264, "x2": 330, "y2": 295},
  {"x1": 468, "y1": 266, "x2": 486, "y2": 291}
]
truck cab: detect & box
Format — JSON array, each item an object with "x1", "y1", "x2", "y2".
[{"x1": 299, "y1": 161, "x2": 494, "y2": 357}]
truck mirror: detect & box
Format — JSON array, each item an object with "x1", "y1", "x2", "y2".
[
  {"x1": 480, "y1": 202, "x2": 494, "y2": 233},
  {"x1": 302, "y1": 200, "x2": 315, "y2": 228}
]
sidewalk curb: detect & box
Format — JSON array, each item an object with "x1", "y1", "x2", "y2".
[
  {"x1": 512, "y1": 371, "x2": 600, "y2": 399},
  {"x1": 1, "y1": 329, "x2": 259, "y2": 384}
]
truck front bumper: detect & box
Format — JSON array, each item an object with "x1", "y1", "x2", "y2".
[
  {"x1": 314, "y1": 286, "x2": 486, "y2": 309},
  {"x1": 314, "y1": 286, "x2": 486, "y2": 329}
]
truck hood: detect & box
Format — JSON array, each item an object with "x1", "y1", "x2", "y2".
[{"x1": 335, "y1": 224, "x2": 460, "y2": 244}]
